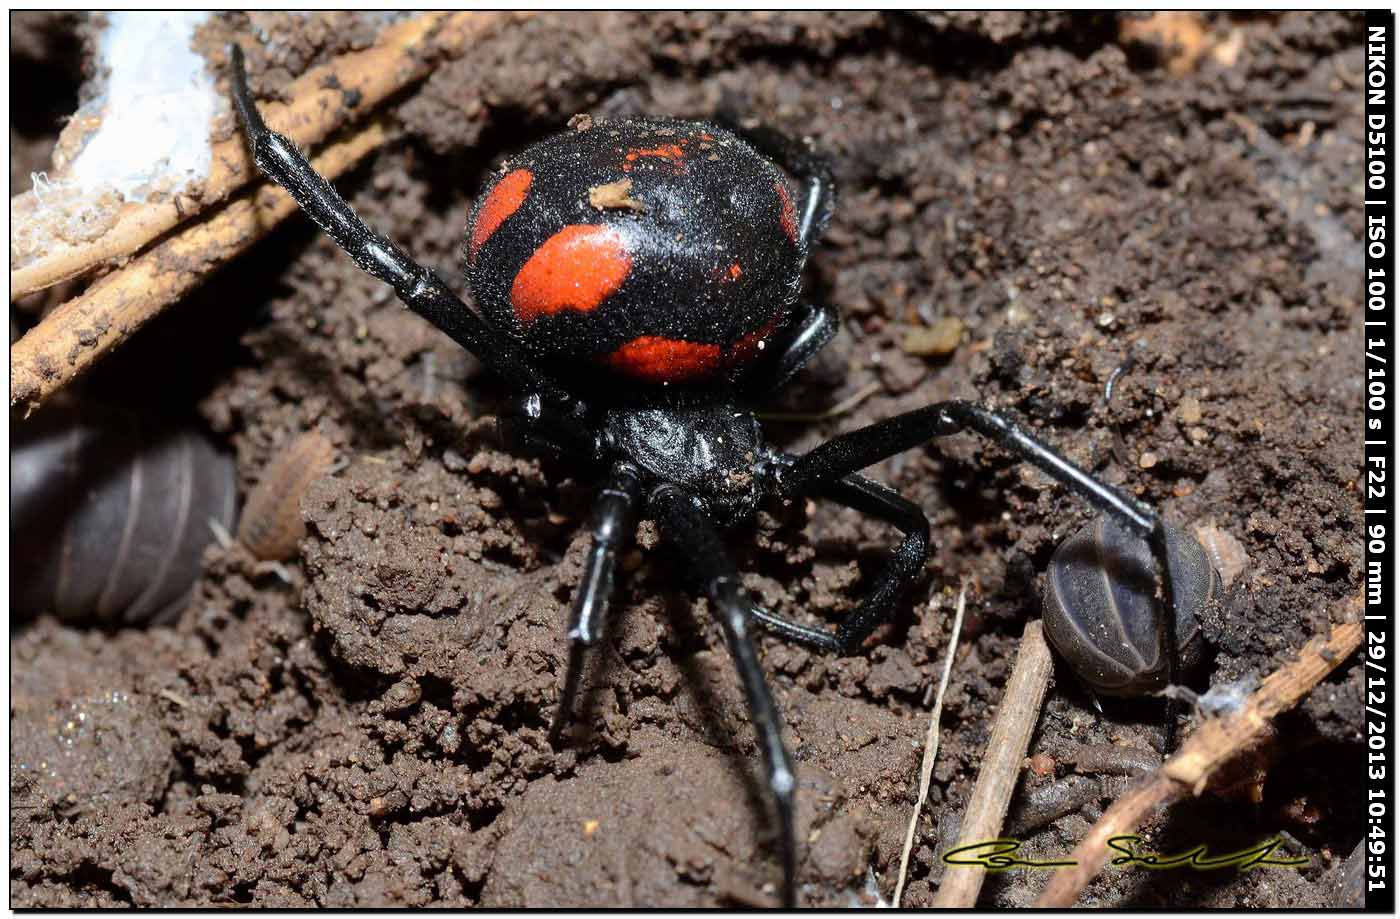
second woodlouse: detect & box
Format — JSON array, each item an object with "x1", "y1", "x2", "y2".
[{"x1": 237, "y1": 430, "x2": 336, "y2": 561}]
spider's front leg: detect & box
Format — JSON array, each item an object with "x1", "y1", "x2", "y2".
[
  {"x1": 227, "y1": 45, "x2": 557, "y2": 399},
  {"x1": 551, "y1": 462, "x2": 643, "y2": 741}
]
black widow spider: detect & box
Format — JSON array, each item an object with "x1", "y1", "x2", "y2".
[{"x1": 229, "y1": 45, "x2": 1179, "y2": 907}]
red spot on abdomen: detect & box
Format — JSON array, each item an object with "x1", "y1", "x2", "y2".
[
  {"x1": 712, "y1": 261, "x2": 743, "y2": 284},
  {"x1": 775, "y1": 180, "x2": 798, "y2": 243},
  {"x1": 631, "y1": 144, "x2": 684, "y2": 160},
  {"x1": 727, "y1": 316, "x2": 783, "y2": 367},
  {"x1": 511, "y1": 225, "x2": 631, "y2": 324},
  {"x1": 602, "y1": 336, "x2": 722, "y2": 384},
  {"x1": 623, "y1": 144, "x2": 687, "y2": 173},
  {"x1": 471, "y1": 168, "x2": 532, "y2": 258}
]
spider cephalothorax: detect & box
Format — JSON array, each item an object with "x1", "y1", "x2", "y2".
[{"x1": 230, "y1": 44, "x2": 1181, "y2": 907}]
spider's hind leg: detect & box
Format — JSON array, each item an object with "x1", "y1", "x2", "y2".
[
  {"x1": 744, "y1": 302, "x2": 840, "y2": 395},
  {"x1": 726, "y1": 119, "x2": 839, "y2": 394},
  {"x1": 650, "y1": 485, "x2": 799, "y2": 908},
  {"x1": 720, "y1": 117, "x2": 835, "y2": 247},
  {"x1": 748, "y1": 469, "x2": 930, "y2": 655}
]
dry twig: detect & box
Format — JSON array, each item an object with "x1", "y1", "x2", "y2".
[
  {"x1": 757, "y1": 381, "x2": 884, "y2": 423},
  {"x1": 1035, "y1": 619, "x2": 1362, "y2": 907},
  {"x1": 11, "y1": 120, "x2": 389, "y2": 415},
  {"x1": 932, "y1": 619, "x2": 1055, "y2": 907},
  {"x1": 893, "y1": 586, "x2": 967, "y2": 907},
  {"x1": 11, "y1": 11, "x2": 518, "y2": 300}
]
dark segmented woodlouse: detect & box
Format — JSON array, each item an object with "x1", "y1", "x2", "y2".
[
  {"x1": 12, "y1": 403, "x2": 238, "y2": 625},
  {"x1": 237, "y1": 430, "x2": 336, "y2": 561},
  {"x1": 1042, "y1": 516, "x2": 1218, "y2": 697}
]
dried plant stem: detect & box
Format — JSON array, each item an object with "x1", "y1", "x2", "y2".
[
  {"x1": 11, "y1": 120, "x2": 388, "y2": 415},
  {"x1": 1035, "y1": 619, "x2": 1362, "y2": 907},
  {"x1": 932, "y1": 619, "x2": 1055, "y2": 908},
  {"x1": 893, "y1": 586, "x2": 967, "y2": 907},
  {"x1": 10, "y1": 11, "x2": 519, "y2": 301},
  {"x1": 757, "y1": 381, "x2": 884, "y2": 423}
]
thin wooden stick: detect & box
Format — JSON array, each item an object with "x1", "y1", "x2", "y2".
[
  {"x1": 10, "y1": 11, "x2": 519, "y2": 301},
  {"x1": 932, "y1": 619, "x2": 1055, "y2": 907},
  {"x1": 893, "y1": 586, "x2": 967, "y2": 906},
  {"x1": 11, "y1": 120, "x2": 389, "y2": 415},
  {"x1": 758, "y1": 381, "x2": 884, "y2": 423},
  {"x1": 1035, "y1": 620, "x2": 1362, "y2": 907}
]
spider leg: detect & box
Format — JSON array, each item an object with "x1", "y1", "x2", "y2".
[
  {"x1": 778, "y1": 399, "x2": 1181, "y2": 746},
  {"x1": 650, "y1": 485, "x2": 799, "y2": 908},
  {"x1": 745, "y1": 302, "x2": 840, "y2": 395},
  {"x1": 227, "y1": 45, "x2": 559, "y2": 400},
  {"x1": 748, "y1": 470, "x2": 930, "y2": 655},
  {"x1": 728, "y1": 119, "x2": 840, "y2": 393},
  {"x1": 497, "y1": 392, "x2": 599, "y2": 463},
  {"x1": 551, "y1": 463, "x2": 643, "y2": 742}
]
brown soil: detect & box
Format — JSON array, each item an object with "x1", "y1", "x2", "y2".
[{"x1": 11, "y1": 11, "x2": 1365, "y2": 908}]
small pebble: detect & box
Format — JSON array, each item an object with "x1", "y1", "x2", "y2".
[
  {"x1": 438, "y1": 723, "x2": 460, "y2": 754},
  {"x1": 382, "y1": 678, "x2": 422, "y2": 712},
  {"x1": 1178, "y1": 395, "x2": 1203, "y2": 424},
  {"x1": 588, "y1": 178, "x2": 646, "y2": 212},
  {"x1": 900, "y1": 317, "x2": 964, "y2": 357},
  {"x1": 1138, "y1": 451, "x2": 1158, "y2": 469}
]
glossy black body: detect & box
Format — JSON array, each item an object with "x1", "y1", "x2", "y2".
[
  {"x1": 1043, "y1": 517, "x2": 1216, "y2": 697},
  {"x1": 601, "y1": 403, "x2": 767, "y2": 526}
]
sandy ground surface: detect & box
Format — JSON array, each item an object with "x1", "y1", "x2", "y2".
[{"x1": 11, "y1": 11, "x2": 1365, "y2": 907}]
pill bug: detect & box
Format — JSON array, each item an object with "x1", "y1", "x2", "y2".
[
  {"x1": 12, "y1": 402, "x2": 238, "y2": 625},
  {"x1": 1042, "y1": 516, "x2": 1218, "y2": 697},
  {"x1": 1192, "y1": 522, "x2": 1248, "y2": 589},
  {"x1": 237, "y1": 430, "x2": 336, "y2": 561}
]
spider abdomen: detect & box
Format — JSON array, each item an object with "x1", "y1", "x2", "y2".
[{"x1": 466, "y1": 118, "x2": 805, "y2": 388}]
